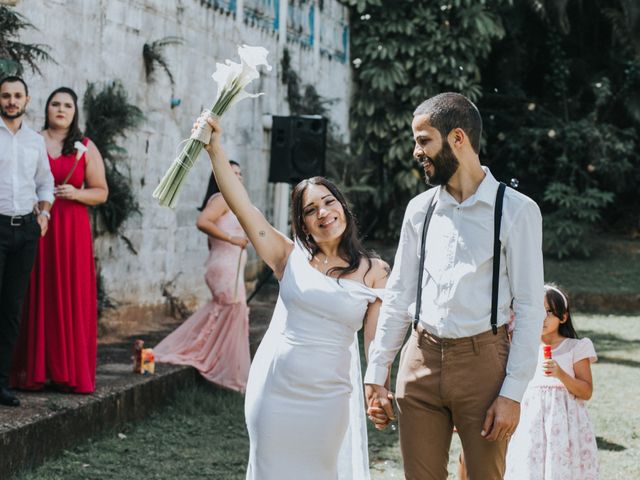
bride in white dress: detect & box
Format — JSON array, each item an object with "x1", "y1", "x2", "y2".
[{"x1": 198, "y1": 115, "x2": 390, "y2": 479}]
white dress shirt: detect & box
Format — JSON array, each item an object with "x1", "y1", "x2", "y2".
[
  {"x1": 364, "y1": 168, "x2": 545, "y2": 402},
  {"x1": 0, "y1": 119, "x2": 54, "y2": 216}
]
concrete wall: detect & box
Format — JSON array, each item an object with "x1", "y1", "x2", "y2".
[{"x1": 9, "y1": 0, "x2": 351, "y2": 317}]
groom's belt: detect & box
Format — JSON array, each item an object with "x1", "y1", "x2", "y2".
[
  {"x1": 414, "y1": 324, "x2": 509, "y2": 348},
  {"x1": 0, "y1": 212, "x2": 36, "y2": 227}
]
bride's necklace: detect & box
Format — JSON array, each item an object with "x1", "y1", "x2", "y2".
[{"x1": 314, "y1": 253, "x2": 336, "y2": 273}]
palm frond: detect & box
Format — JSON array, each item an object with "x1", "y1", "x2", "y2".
[
  {"x1": 142, "y1": 36, "x2": 184, "y2": 88},
  {"x1": 84, "y1": 81, "x2": 144, "y2": 159},
  {"x1": 0, "y1": 5, "x2": 33, "y2": 37},
  {"x1": 0, "y1": 6, "x2": 55, "y2": 75}
]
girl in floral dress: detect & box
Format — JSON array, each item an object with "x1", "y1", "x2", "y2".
[{"x1": 505, "y1": 284, "x2": 599, "y2": 480}]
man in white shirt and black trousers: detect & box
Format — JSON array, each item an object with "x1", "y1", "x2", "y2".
[
  {"x1": 0, "y1": 76, "x2": 54, "y2": 407},
  {"x1": 364, "y1": 92, "x2": 545, "y2": 479}
]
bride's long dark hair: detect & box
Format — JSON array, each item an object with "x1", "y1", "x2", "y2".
[
  {"x1": 198, "y1": 161, "x2": 240, "y2": 211},
  {"x1": 290, "y1": 176, "x2": 376, "y2": 281}
]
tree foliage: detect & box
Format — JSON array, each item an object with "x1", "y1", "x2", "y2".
[
  {"x1": 343, "y1": 0, "x2": 510, "y2": 237},
  {"x1": 0, "y1": 5, "x2": 53, "y2": 76},
  {"x1": 344, "y1": 0, "x2": 640, "y2": 257},
  {"x1": 479, "y1": 1, "x2": 640, "y2": 257}
]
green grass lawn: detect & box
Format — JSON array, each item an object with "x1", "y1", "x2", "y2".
[
  {"x1": 15, "y1": 386, "x2": 249, "y2": 480},
  {"x1": 368, "y1": 313, "x2": 640, "y2": 478},
  {"x1": 544, "y1": 235, "x2": 640, "y2": 295},
  {"x1": 16, "y1": 314, "x2": 639, "y2": 479}
]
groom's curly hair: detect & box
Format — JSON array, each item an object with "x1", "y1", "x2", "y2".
[{"x1": 414, "y1": 92, "x2": 482, "y2": 154}]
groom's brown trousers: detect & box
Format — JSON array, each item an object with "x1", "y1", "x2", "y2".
[{"x1": 395, "y1": 325, "x2": 511, "y2": 480}]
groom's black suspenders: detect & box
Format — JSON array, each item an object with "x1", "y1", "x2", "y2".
[
  {"x1": 413, "y1": 197, "x2": 437, "y2": 331},
  {"x1": 413, "y1": 182, "x2": 507, "y2": 334}
]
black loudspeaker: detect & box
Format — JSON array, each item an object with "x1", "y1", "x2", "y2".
[{"x1": 268, "y1": 115, "x2": 327, "y2": 184}]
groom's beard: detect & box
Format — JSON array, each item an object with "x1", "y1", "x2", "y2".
[
  {"x1": 420, "y1": 140, "x2": 459, "y2": 187},
  {"x1": 0, "y1": 104, "x2": 26, "y2": 119}
]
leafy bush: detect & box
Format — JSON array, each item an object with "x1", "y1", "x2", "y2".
[
  {"x1": 83, "y1": 81, "x2": 143, "y2": 314},
  {"x1": 342, "y1": 0, "x2": 510, "y2": 238},
  {"x1": 543, "y1": 184, "x2": 613, "y2": 258},
  {"x1": 480, "y1": 2, "x2": 640, "y2": 257},
  {"x1": 83, "y1": 81, "x2": 144, "y2": 235},
  {"x1": 343, "y1": 1, "x2": 640, "y2": 257}
]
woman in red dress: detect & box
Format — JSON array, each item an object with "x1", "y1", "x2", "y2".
[{"x1": 11, "y1": 87, "x2": 108, "y2": 393}]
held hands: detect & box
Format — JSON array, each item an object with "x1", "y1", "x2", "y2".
[
  {"x1": 36, "y1": 214, "x2": 48, "y2": 237},
  {"x1": 365, "y1": 384, "x2": 396, "y2": 430},
  {"x1": 54, "y1": 184, "x2": 79, "y2": 201},
  {"x1": 481, "y1": 395, "x2": 520, "y2": 442}
]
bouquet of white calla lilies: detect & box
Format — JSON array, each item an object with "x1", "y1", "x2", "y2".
[{"x1": 153, "y1": 45, "x2": 271, "y2": 208}]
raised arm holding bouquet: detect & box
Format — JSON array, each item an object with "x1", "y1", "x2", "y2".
[
  {"x1": 194, "y1": 108, "x2": 389, "y2": 479},
  {"x1": 153, "y1": 45, "x2": 271, "y2": 208}
]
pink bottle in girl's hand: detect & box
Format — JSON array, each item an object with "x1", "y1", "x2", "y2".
[{"x1": 543, "y1": 345, "x2": 552, "y2": 374}]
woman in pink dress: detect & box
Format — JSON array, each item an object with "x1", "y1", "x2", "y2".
[
  {"x1": 11, "y1": 86, "x2": 108, "y2": 393},
  {"x1": 154, "y1": 162, "x2": 251, "y2": 393}
]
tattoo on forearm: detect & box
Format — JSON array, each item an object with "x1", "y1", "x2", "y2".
[{"x1": 259, "y1": 230, "x2": 266, "y2": 237}]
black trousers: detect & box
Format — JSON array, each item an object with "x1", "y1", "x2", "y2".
[{"x1": 0, "y1": 217, "x2": 40, "y2": 388}]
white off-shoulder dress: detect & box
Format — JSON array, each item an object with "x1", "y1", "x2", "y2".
[{"x1": 245, "y1": 244, "x2": 382, "y2": 479}]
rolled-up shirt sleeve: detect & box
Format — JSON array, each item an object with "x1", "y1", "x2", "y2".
[
  {"x1": 500, "y1": 199, "x2": 545, "y2": 402},
  {"x1": 364, "y1": 200, "x2": 420, "y2": 386},
  {"x1": 34, "y1": 139, "x2": 54, "y2": 204}
]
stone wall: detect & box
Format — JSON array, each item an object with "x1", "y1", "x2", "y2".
[{"x1": 10, "y1": 0, "x2": 351, "y2": 318}]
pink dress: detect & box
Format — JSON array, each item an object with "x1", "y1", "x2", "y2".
[
  {"x1": 505, "y1": 338, "x2": 599, "y2": 480},
  {"x1": 154, "y1": 201, "x2": 250, "y2": 392}
]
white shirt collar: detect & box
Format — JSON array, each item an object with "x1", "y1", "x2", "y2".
[
  {"x1": 0, "y1": 117, "x2": 30, "y2": 135},
  {"x1": 435, "y1": 166, "x2": 499, "y2": 208}
]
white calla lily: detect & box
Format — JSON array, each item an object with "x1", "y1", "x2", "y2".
[
  {"x1": 154, "y1": 45, "x2": 271, "y2": 208},
  {"x1": 238, "y1": 45, "x2": 271, "y2": 72},
  {"x1": 74, "y1": 141, "x2": 88, "y2": 159},
  {"x1": 52, "y1": 140, "x2": 88, "y2": 201},
  {"x1": 210, "y1": 46, "x2": 272, "y2": 112},
  {"x1": 211, "y1": 60, "x2": 244, "y2": 102}
]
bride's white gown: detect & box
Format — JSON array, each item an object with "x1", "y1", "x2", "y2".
[{"x1": 245, "y1": 245, "x2": 381, "y2": 479}]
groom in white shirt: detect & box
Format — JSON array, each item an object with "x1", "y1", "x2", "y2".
[
  {"x1": 0, "y1": 76, "x2": 53, "y2": 407},
  {"x1": 364, "y1": 93, "x2": 545, "y2": 479}
]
